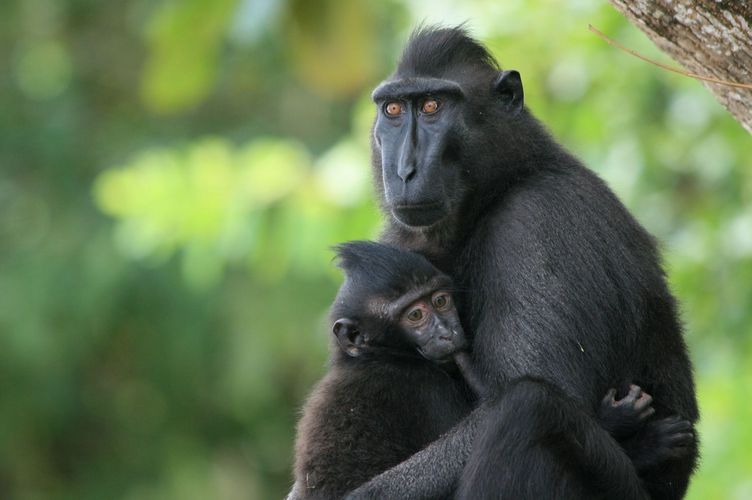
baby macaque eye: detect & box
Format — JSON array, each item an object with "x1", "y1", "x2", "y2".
[
  {"x1": 432, "y1": 292, "x2": 451, "y2": 311},
  {"x1": 407, "y1": 308, "x2": 424, "y2": 323}
]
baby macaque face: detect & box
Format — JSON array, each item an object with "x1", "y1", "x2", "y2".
[{"x1": 399, "y1": 290, "x2": 467, "y2": 361}]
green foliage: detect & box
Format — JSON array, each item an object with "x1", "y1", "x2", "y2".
[
  {"x1": 141, "y1": 0, "x2": 238, "y2": 113},
  {"x1": 93, "y1": 137, "x2": 315, "y2": 286},
  {"x1": 0, "y1": 0, "x2": 750, "y2": 498}
]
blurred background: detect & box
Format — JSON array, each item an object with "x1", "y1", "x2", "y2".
[{"x1": 0, "y1": 0, "x2": 750, "y2": 498}]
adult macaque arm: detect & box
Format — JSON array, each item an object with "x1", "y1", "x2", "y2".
[{"x1": 344, "y1": 404, "x2": 488, "y2": 500}]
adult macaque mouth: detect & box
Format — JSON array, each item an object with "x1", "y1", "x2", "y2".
[{"x1": 392, "y1": 203, "x2": 445, "y2": 227}]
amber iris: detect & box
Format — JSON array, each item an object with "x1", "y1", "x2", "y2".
[
  {"x1": 407, "y1": 308, "x2": 423, "y2": 322},
  {"x1": 421, "y1": 99, "x2": 439, "y2": 114},
  {"x1": 385, "y1": 102, "x2": 403, "y2": 116},
  {"x1": 433, "y1": 293, "x2": 449, "y2": 310}
]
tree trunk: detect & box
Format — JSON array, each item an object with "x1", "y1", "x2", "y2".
[{"x1": 608, "y1": 1, "x2": 752, "y2": 134}]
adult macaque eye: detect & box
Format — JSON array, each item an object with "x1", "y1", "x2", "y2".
[
  {"x1": 384, "y1": 101, "x2": 403, "y2": 117},
  {"x1": 432, "y1": 292, "x2": 451, "y2": 310},
  {"x1": 421, "y1": 99, "x2": 440, "y2": 114}
]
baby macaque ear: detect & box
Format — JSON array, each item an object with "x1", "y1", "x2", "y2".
[{"x1": 333, "y1": 318, "x2": 366, "y2": 357}]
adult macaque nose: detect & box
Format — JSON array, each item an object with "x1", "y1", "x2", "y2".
[
  {"x1": 398, "y1": 163, "x2": 416, "y2": 182},
  {"x1": 397, "y1": 127, "x2": 418, "y2": 183}
]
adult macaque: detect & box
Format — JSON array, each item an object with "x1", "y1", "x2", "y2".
[{"x1": 347, "y1": 26, "x2": 697, "y2": 499}]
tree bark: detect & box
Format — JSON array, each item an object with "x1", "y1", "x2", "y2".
[{"x1": 608, "y1": 1, "x2": 752, "y2": 134}]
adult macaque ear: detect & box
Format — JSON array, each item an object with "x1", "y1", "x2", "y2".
[
  {"x1": 333, "y1": 318, "x2": 366, "y2": 357},
  {"x1": 493, "y1": 70, "x2": 524, "y2": 115}
]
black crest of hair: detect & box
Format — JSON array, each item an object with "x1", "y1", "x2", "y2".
[
  {"x1": 396, "y1": 24, "x2": 499, "y2": 78},
  {"x1": 333, "y1": 240, "x2": 443, "y2": 303}
]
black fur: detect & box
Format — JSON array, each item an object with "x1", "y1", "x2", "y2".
[
  {"x1": 290, "y1": 243, "x2": 691, "y2": 499},
  {"x1": 289, "y1": 242, "x2": 473, "y2": 499},
  {"x1": 333, "y1": 240, "x2": 448, "y2": 312},
  {"x1": 348, "y1": 26, "x2": 698, "y2": 500},
  {"x1": 396, "y1": 25, "x2": 499, "y2": 80}
]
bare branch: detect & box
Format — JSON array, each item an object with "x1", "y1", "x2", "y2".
[{"x1": 589, "y1": 24, "x2": 752, "y2": 90}]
